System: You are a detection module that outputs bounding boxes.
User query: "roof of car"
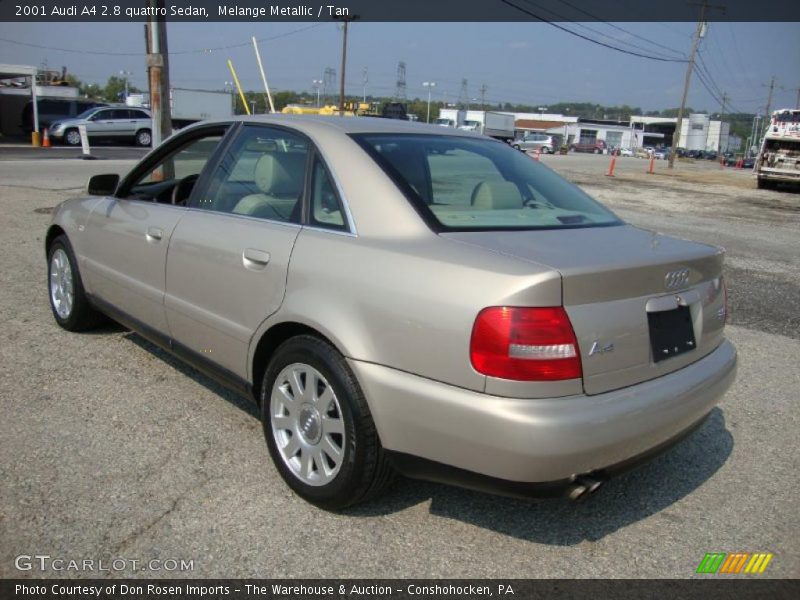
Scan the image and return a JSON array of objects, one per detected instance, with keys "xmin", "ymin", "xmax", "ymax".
[{"xmin": 207, "ymin": 114, "xmax": 486, "ymax": 138}]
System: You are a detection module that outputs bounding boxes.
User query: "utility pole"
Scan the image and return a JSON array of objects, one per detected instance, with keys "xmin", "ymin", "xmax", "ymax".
[
  {"xmin": 719, "ymin": 91, "xmax": 728, "ymax": 152},
  {"xmin": 668, "ymin": 1, "xmax": 724, "ymax": 169},
  {"xmin": 362, "ymin": 67, "xmax": 368, "ymax": 103},
  {"xmin": 144, "ymin": 0, "xmax": 171, "ymax": 148},
  {"xmin": 762, "ymin": 76, "xmax": 776, "ymax": 139},
  {"xmin": 479, "ymin": 84, "xmax": 487, "ymax": 110},
  {"xmin": 336, "ymin": 14, "xmax": 359, "ymax": 116}
]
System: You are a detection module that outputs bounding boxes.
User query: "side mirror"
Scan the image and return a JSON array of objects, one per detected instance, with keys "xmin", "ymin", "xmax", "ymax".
[{"xmin": 87, "ymin": 174, "xmax": 120, "ymax": 196}]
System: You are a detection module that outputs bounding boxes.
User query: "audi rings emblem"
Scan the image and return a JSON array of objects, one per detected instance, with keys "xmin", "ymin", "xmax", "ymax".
[{"xmin": 664, "ymin": 268, "xmax": 690, "ymax": 290}]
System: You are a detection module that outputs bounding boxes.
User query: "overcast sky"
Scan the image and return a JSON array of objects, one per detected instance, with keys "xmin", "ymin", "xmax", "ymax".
[{"xmin": 0, "ymin": 21, "xmax": 797, "ymax": 113}]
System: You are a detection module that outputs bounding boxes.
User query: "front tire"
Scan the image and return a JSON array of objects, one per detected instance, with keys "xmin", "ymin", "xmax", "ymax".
[
  {"xmin": 261, "ymin": 335, "xmax": 394, "ymax": 509},
  {"xmin": 48, "ymin": 235, "xmax": 104, "ymax": 331},
  {"xmin": 64, "ymin": 128, "xmax": 81, "ymax": 146}
]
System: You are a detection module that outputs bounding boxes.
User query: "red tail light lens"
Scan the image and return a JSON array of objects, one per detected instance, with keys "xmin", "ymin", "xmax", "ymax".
[{"xmin": 470, "ymin": 307, "xmax": 582, "ymax": 381}]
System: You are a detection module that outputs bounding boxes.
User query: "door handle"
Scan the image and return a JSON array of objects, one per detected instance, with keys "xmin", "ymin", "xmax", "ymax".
[
  {"xmin": 146, "ymin": 227, "xmax": 163, "ymax": 242},
  {"xmin": 242, "ymin": 248, "xmax": 270, "ymax": 269}
]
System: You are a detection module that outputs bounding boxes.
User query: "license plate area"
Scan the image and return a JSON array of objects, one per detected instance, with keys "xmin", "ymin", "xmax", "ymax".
[{"xmin": 647, "ymin": 305, "xmax": 696, "ymax": 363}]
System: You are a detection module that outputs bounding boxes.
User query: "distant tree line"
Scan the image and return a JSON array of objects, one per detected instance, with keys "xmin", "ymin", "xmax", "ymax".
[{"xmin": 64, "ymin": 74, "xmax": 757, "ymax": 140}]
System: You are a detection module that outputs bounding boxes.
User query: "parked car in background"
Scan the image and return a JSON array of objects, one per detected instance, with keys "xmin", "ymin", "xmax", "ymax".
[
  {"xmin": 49, "ymin": 106, "xmax": 152, "ymax": 146},
  {"xmin": 702, "ymin": 150, "xmax": 718, "ymax": 161},
  {"xmin": 512, "ymin": 132, "xmax": 557, "ymax": 154},
  {"xmin": 46, "ymin": 115, "xmax": 736, "ymax": 509},
  {"xmin": 570, "ymin": 139, "xmax": 607, "ymax": 154},
  {"xmin": 21, "ymin": 98, "xmax": 108, "ymax": 134},
  {"xmin": 618, "ymin": 148, "xmax": 634, "ymax": 157},
  {"xmin": 634, "ymin": 147, "xmax": 652, "ymax": 159},
  {"xmin": 654, "ymin": 148, "xmax": 670, "ymax": 160}
]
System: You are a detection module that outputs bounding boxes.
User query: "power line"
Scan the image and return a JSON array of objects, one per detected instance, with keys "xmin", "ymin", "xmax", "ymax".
[
  {"xmin": 553, "ymin": 0, "xmax": 687, "ymax": 59},
  {"xmin": 0, "ymin": 23, "xmax": 325, "ymax": 57},
  {"xmin": 499, "ymin": 0, "xmax": 688, "ymax": 62}
]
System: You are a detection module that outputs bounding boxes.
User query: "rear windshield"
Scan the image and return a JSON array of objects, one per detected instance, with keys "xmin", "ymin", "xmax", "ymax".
[{"xmin": 353, "ymin": 133, "xmax": 622, "ymax": 231}]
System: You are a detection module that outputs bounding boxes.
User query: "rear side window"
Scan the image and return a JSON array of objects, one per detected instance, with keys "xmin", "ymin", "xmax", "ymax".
[
  {"xmin": 354, "ymin": 134, "xmax": 621, "ymax": 231},
  {"xmin": 309, "ymin": 157, "xmax": 346, "ymax": 231}
]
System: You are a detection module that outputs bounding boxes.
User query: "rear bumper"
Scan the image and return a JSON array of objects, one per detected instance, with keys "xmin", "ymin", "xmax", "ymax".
[{"xmin": 349, "ymin": 339, "xmax": 736, "ymax": 486}]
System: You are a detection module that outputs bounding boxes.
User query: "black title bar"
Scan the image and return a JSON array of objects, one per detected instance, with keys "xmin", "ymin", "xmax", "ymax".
[
  {"xmin": 2, "ymin": 579, "xmax": 799, "ymax": 600},
  {"xmin": 1, "ymin": 0, "xmax": 798, "ymax": 22}
]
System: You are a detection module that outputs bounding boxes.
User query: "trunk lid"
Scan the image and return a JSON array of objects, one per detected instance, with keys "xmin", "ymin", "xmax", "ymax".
[{"xmin": 443, "ymin": 225, "xmax": 727, "ymax": 394}]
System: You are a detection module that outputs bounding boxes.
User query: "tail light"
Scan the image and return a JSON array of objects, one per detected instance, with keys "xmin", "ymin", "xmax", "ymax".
[{"xmin": 470, "ymin": 307, "xmax": 582, "ymax": 381}]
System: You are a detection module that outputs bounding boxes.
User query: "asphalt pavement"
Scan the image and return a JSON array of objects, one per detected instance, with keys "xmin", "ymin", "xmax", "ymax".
[
  {"xmin": 0, "ymin": 143, "xmax": 148, "ymax": 161},
  {"xmin": 0, "ymin": 154, "xmax": 797, "ymax": 579}
]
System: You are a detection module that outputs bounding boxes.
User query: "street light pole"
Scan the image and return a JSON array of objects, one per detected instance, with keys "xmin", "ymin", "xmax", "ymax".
[
  {"xmin": 312, "ymin": 79, "xmax": 322, "ymax": 107},
  {"xmin": 119, "ymin": 70, "xmax": 132, "ymax": 101},
  {"xmin": 423, "ymin": 81, "xmax": 436, "ymax": 123}
]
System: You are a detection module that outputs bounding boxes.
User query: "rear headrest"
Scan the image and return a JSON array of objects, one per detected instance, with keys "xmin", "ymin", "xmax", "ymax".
[
  {"xmin": 471, "ymin": 181, "xmax": 524, "ymax": 210},
  {"xmin": 254, "ymin": 152, "xmax": 306, "ymax": 195}
]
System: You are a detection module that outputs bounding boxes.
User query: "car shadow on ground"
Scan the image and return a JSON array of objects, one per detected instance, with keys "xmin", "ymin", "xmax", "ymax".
[
  {"xmin": 348, "ymin": 407, "xmax": 733, "ymax": 545},
  {"xmin": 123, "ymin": 331, "xmax": 259, "ymax": 419},
  {"xmin": 120, "ymin": 327, "xmax": 732, "ymax": 545}
]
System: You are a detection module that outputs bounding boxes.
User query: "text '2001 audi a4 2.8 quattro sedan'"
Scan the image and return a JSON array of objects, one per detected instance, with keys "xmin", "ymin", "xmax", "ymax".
[{"xmin": 46, "ymin": 115, "xmax": 737, "ymax": 509}]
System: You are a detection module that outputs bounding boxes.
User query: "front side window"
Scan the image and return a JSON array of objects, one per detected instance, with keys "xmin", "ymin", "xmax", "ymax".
[
  {"xmin": 123, "ymin": 131, "xmax": 226, "ymax": 203},
  {"xmin": 194, "ymin": 125, "xmax": 308, "ymax": 224},
  {"xmin": 354, "ymin": 134, "xmax": 622, "ymax": 231}
]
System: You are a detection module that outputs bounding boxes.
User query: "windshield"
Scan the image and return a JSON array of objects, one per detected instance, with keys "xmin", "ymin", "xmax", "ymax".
[
  {"xmin": 75, "ymin": 107, "xmax": 101, "ymax": 119},
  {"xmin": 354, "ymin": 134, "xmax": 622, "ymax": 231}
]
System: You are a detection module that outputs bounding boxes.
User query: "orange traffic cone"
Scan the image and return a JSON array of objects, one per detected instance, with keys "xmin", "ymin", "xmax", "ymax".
[
  {"xmin": 647, "ymin": 155, "xmax": 655, "ymax": 174},
  {"xmin": 42, "ymin": 128, "xmax": 51, "ymax": 148},
  {"xmin": 606, "ymin": 151, "xmax": 617, "ymax": 177}
]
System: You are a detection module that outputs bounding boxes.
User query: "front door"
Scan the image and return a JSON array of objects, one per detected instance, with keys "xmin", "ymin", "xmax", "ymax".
[
  {"xmin": 82, "ymin": 126, "xmax": 229, "ymax": 334},
  {"xmin": 164, "ymin": 124, "xmax": 309, "ymax": 378}
]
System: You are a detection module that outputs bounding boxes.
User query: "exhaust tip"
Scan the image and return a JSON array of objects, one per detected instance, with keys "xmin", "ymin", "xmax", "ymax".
[{"xmin": 567, "ymin": 475, "xmax": 604, "ymax": 501}]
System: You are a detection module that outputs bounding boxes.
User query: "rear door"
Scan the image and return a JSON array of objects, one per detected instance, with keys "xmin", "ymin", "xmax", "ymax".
[
  {"xmin": 82, "ymin": 125, "xmax": 230, "ymax": 334},
  {"xmin": 164, "ymin": 124, "xmax": 307, "ymax": 378}
]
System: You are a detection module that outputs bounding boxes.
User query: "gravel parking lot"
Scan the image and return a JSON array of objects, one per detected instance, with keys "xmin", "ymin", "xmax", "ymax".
[{"xmin": 0, "ymin": 152, "xmax": 798, "ymax": 579}]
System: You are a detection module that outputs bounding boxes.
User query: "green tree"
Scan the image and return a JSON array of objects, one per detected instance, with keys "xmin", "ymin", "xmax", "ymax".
[{"xmin": 102, "ymin": 75, "xmax": 139, "ymax": 103}]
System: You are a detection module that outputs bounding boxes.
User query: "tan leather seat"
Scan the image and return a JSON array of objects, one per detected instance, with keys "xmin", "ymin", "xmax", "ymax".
[
  {"xmin": 233, "ymin": 152, "xmax": 306, "ymax": 220},
  {"xmin": 471, "ymin": 181, "xmax": 524, "ymax": 209}
]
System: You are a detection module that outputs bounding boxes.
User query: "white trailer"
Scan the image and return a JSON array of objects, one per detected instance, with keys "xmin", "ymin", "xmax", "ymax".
[
  {"xmin": 127, "ymin": 88, "xmax": 233, "ymax": 127},
  {"xmin": 171, "ymin": 88, "xmax": 233, "ymax": 126},
  {"xmin": 458, "ymin": 110, "xmax": 515, "ymax": 141}
]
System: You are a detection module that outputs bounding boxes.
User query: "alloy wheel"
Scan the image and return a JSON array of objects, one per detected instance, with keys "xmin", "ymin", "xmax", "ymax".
[{"xmin": 270, "ymin": 363, "xmax": 346, "ymax": 486}]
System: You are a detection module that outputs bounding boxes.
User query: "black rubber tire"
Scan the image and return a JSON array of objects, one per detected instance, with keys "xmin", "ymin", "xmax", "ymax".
[
  {"xmin": 47, "ymin": 235, "xmax": 105, "ymax": 331},
  {"xmin": 64, "ymin": 128, "xmax": 81, "ymax": 146},
  {"xmin": 757, "ymin": 178, "xmax": 772, "ymax": 190},
  {"xmin": 512, "ymin": 144, "xmax": 521, "ymax": 151},
  {"xmin": 261, "ymin": 335, "xmax": 395, "ymax": 510},
  {"xmin": 135, "ymin": 129, "xmax": 152, "ymax": 147}
]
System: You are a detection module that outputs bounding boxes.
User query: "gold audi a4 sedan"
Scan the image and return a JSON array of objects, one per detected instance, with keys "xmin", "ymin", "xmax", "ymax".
[{"xmin": 46, "ymin": 116, "xmax": 737, "ymax": 509}]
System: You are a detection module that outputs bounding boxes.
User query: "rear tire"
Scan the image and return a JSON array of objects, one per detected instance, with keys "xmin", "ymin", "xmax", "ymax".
[
  {"xmin": 261, "ymin": 335, "xmax": 395, "ymax": 509},
  {"xmin": 47, "ymin": 235, "xmax": 104, "ymax": 331},
  {"xmin": 135, "ymin": 129, "xmax": 152, "ymax": 147}
]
